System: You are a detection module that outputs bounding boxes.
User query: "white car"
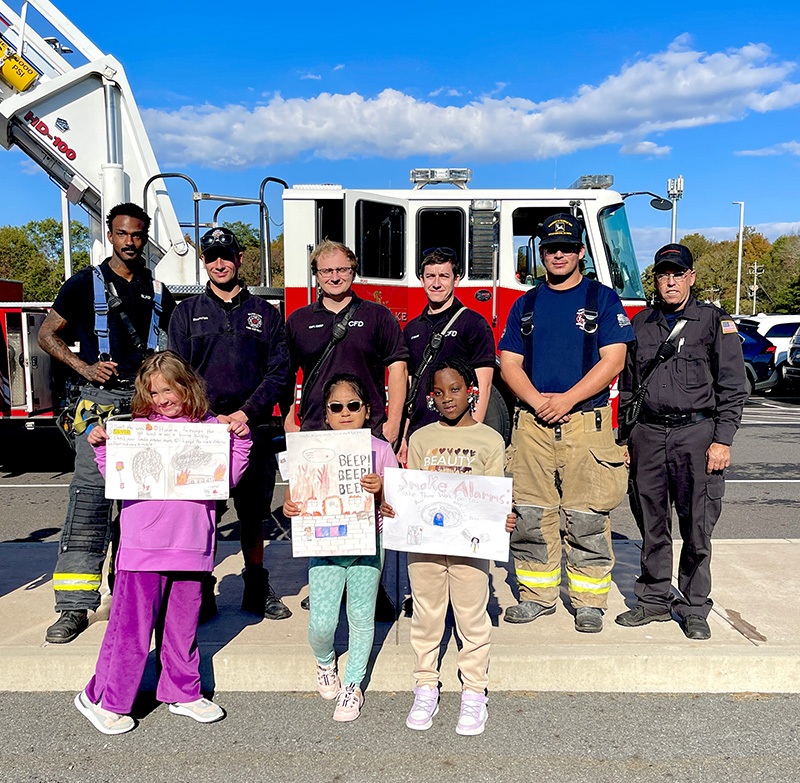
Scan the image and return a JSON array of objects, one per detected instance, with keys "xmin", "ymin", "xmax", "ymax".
[
  {"xmin": 785, "ymin": 326, "xmax": 800, "ymax": 385},
  {"xmin": 736, "ymin": 314, "xmax": 800, "ymax": 385}
]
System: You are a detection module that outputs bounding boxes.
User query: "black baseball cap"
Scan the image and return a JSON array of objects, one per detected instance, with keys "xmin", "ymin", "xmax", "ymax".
[
  {"xmin": 200, "ymin": 227, "xmax": 242, "ymax": 259},
  {"xmin": 653, "ymin": 243, "xmax": 693, "ymax": 272},
  {"xmin": 539, "ymin": 213, "xmax": 583, "ymax": 246}
]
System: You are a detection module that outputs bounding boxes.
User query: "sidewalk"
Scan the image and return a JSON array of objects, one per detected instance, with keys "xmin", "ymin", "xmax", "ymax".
[{"xmin": 1, "ymin": 539, "xmax": 798, "ymax": 693}]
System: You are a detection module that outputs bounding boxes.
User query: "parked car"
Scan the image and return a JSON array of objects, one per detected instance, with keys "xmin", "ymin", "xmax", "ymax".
[
  {"xmin": 784, "ymin": 326, "xmax": 800, "ymax": 387},
  {"xmin": 738, "ymin": 322, "xmax": 778, "ymax": 396},
  {"xmin": 736, "ymin": 314, "xmax": 800, "ymax": 387}
]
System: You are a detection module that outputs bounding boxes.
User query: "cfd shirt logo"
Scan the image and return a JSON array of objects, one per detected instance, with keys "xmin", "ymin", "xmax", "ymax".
[{"xmin": 246, "ymin": 313, "xmax": 263, "ymax": 332}]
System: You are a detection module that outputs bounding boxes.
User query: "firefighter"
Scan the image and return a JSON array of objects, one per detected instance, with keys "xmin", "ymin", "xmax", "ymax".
[
  {"xmin": 168, "ymin": 227, "xmax": 292, "ymax": 621},
  {"xmin": 616, "ymin": 244, "xmax": 747, "ymax": 640},
  {"xmin": 499, "ymin": 213, "xmax": 632, "ymax": 633},
  {"xmin": 38, "ymin": 202, "xmax": 175, "ymax": 643}
]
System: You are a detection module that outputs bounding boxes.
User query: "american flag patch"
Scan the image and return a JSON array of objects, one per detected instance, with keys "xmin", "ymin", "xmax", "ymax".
[{"xmin": 721, "ymin": 320, "xmax": 738, "ymax": 334}]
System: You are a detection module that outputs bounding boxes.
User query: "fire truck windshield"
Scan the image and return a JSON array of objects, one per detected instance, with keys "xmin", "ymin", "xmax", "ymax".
[{"xmin": 598, "ymin": 204, "xmax": 646, "ymax": 301}]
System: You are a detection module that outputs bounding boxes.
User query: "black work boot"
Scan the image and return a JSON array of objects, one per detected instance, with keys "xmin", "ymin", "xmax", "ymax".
[
  {"xmin": 45, "ymin": 610, "xmax": 88, "ymax": 644},
  {"xmin": 198, "ymin": 574, "xmax": 218, "ymax": 625},
  {"xmin": 242, "ymin": 567, "xmax": 291, "ymax": 620}
]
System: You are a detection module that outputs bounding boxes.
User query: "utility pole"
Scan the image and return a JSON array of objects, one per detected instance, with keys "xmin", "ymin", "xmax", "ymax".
[
  {"xmin": 667, "ymin": 176, "xmax": 684, "ymax": 243},
  {"xmin": 733, "ymin": 201, "xmax": 744, "ymax": 316},
  {"xmin": 749, "ymin": 262, "xmax": 763, "ymax": 315}
]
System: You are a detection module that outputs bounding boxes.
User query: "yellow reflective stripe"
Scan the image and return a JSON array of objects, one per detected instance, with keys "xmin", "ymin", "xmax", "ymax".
[
  {"xmin": 54, "ymin": 584, "xmax": 100, "ymax": 591},
  {"xmin": 54, "ymin": 573, "xmax": 102, "ymax": 581},
  {"xmin": 53, "ymin": 573, "xmax": 102, "ymax": 590},
  {"xmin": 516, "ymin": 567, "xmax": 561, "ymax": 587},
  {"xmin": 567, "ymin": 573, "xmax": 612, "ymax": 593}
]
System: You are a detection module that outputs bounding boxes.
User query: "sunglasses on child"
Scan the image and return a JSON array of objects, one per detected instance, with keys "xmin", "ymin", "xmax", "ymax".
[{"xmin": 326, "ymin": 400, "xmax": 364, "ymax": 414}]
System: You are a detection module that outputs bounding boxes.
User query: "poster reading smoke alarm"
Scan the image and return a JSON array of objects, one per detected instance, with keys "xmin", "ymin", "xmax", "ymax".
[
  {"xmin": 104, "ymin": 421, "xmax": 231, "ymax": 500},
  {"xmin": 383, "ymin": 467, "xmax": 512, "ymax": 561},
  {"xmin": 286, "ymin": 429, "xmax": 376, "ymax": 557}
]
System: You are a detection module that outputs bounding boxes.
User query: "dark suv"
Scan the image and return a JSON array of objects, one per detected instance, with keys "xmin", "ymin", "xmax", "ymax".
[{"xmin": 738, "ymin": 323, "xmax": 777, "ymax": 396}]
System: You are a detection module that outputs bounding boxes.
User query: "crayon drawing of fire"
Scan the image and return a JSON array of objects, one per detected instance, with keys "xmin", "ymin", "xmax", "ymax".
[
  {"xmin": 213, "ymin": 463, "xmax": 226, "ymax": 481},
  {"xmin": 176, "ymin": 469, "xmax": 190, "ymax": 486}
]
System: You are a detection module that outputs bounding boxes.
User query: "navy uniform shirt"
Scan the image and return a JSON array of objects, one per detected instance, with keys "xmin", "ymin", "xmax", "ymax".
[
  {"xmin": 618, "ymin": 296, "xmax": 747, "ymax": 445},
  {"xmin": 404, "ymin": 297, "xmax": 496, "ymax": 436},
  {"xmin": 51, "ymin": 259, "xmax": 175, "ymax": 381},
  {"xmin": 286, "ymin": 292, "xmax": 408, "ymax": 434},
  {"xmin": 499, "ymin": 277, "xmax": 634, "ymax": 411},
  {"xmin": 168, "ymin": 285, "xmax": 289, "ymax": 424}
]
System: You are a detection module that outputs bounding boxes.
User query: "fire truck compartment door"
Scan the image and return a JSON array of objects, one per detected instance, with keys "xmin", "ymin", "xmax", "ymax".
[{"xmin": 22, "ymin": 311, "xmax": 53, "ymax": 414}]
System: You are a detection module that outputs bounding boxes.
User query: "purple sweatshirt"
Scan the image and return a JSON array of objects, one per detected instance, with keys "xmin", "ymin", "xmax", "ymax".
[{"xmin": 94, "ymin": 413, "xmax": 251, "ymax": 572}]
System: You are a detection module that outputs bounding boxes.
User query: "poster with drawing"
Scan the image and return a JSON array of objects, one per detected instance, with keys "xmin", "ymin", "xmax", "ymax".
[
  {"xmin": 104, "ymin": 421, "xmax": 231, "ymax": 500},
  {"xmin": 286, "ymin": 429, "xmax": 375, "ymax": 557},
  {"xmin": 382, "ymin": 467, "xmax": 512, "ymax": 561}
]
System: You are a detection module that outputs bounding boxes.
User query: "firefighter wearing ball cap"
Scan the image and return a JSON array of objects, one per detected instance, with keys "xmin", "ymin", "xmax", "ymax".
[
  {"xmin": 499, "ymin": 213, "xmax": 633, "ymax": 633},
  {"xmin": 615, "ymin": 243, "xmax": 746, "ymax": 640}
]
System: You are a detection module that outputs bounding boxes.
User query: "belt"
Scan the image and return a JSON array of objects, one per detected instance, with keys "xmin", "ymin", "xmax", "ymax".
[{"xmin": 639, "ymin": 409, "xmax": 713, "ymax": 428}]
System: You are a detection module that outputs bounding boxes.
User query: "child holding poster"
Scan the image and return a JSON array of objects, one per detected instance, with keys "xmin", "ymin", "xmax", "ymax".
[
  {"xmin": 382, "ymin": 358, "xmax": 516, "ymax": 736},
  {"xmin": 74, "ymin": 352, "xmax": 251, "ymax": 735},
  {"xmin": 283, "ymin": 373, "xmax": 397, "ymax": 723}
]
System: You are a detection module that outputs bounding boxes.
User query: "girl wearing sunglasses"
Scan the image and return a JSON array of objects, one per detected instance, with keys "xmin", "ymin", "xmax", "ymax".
[{"xmin": 283, "ymin": 373, "xmax": 397, "ymax": 722}]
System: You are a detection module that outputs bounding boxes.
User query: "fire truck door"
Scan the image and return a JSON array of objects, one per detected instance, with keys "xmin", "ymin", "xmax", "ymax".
[{"xmin": 21, "ymin": 310, "xmax": 53, "ymax": 414}]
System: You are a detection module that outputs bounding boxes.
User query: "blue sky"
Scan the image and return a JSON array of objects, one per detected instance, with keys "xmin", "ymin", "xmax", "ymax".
[{"xmin": 1, "ymin": 0, "xmax": 799, "ymax": 267}]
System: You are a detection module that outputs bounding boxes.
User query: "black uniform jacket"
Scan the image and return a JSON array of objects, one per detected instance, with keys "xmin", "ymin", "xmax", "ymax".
[{"xmin": 618, "ymin": 296, "xmax": 747, "ymax": 446}]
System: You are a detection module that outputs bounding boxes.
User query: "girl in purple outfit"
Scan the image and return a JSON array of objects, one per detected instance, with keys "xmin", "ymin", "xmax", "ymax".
[{"xmin": 74, "ymin": 351, "xmax": 251, "ymax": 735}]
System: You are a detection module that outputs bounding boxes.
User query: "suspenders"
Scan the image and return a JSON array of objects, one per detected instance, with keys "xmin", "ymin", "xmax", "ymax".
[{"xmin": 91, "ymin": 265, "xmax": 163, "ymax": 360}]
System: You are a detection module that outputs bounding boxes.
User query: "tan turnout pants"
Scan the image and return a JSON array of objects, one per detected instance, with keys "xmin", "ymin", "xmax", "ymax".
[
  {"xmin": 408, "ymin": 553, "xmax": 490, "ymax": 693},
  {"xmin": 506, "ymin": 406, "xmax": 627, "ymax": 609}
]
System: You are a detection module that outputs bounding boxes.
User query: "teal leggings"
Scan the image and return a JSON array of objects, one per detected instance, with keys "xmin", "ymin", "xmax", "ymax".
[{"xmin": 308, "ymin": 545, "xmax": 384, "ymax": 687}]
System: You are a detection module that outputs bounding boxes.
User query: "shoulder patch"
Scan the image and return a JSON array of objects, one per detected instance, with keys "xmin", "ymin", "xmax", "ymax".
[{"xmin": 721, "ymin": 320, "xmax": 738, "ymax": 334}]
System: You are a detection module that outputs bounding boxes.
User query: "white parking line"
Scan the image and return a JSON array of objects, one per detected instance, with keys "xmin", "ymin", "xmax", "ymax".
[{"xmin": 0, "ymin": 483, "xmax": 70, "ymax": 488}]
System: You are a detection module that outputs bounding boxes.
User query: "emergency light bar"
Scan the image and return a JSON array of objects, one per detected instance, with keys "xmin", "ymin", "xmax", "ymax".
[
  {"xmin": 410, "ymin": 168, "xmax": 472, "ymax": 189},
  {"xmin": 569, "ymin": 174, "xmax": 614, "ymax": 190}
]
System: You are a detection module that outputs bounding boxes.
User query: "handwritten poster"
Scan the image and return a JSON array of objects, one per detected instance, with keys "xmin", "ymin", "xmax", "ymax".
[
  {"xmin": 286, "ymin": 429, "xmax": 376, "ymax": 557},
  {"xmin": 105, "ymin": 421, "xmax": 231, "ymax": 500},
  {"xmin": 383, "ymin": 467, "xmax": 512, "ymax": 561}
]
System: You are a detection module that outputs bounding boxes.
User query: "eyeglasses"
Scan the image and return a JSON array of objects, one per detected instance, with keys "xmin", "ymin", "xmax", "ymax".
[
  {"xmin": 326, "ymin": 400, "xmax": 364, "ymax": 414},
  {"xmin": 316, "ymin": 266, "xmax": 353, "ymax": 278},
  {"xmin": 654, "ymin": 270, "xmax": 692, "ymax": 282},
  {"xmin": 543, "ymin": 244, "xmax": 580, "ymax": 256},
  {"xmin": 423, "ymin": 247, "xmax": 456, "ymax": 258}
]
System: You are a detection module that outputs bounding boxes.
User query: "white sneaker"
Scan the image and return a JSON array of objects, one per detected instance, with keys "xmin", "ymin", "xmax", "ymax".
[
  {"xmin": 74, "ymin": 691, "xmax": 135, "ymax": 735},
  {"xmin": 456, "ymin": 691, "xmax": 488, "ymax": 736},
  {"xmin": 169, "ymin": 697, "xmax": 225, "ymax": 723},
  {"xmin": 406, "ymin": 685, "xmax": 440, "ymax": 730},
  {"xmin": 316, "ymin": 662, "xmax": 341, "ymax": 700}
]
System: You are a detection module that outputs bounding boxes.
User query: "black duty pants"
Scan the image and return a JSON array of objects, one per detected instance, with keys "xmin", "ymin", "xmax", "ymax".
[{"xmin": 628, "ymin": 417, "xmax": 724, "ymax": 619}]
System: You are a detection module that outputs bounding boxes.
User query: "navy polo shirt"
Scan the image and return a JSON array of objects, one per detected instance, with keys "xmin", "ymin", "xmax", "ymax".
[
  {"xmin": 168, "ymin": 285, "xmax": 290, "ymax": 423},
  {"xmin": 51, "ymin": 259, "xmax": 175, "ymax": 380},
  {"xmin": 286, "ymin": 292, "xmax": 408, "ymax": 434},
  {"xmin": 499, "ymin": 277, "xmax": 634, "ymax": 410},
  {"xmin": 404, "ymin": 298, "xmax": 496, "ymax": 435}
]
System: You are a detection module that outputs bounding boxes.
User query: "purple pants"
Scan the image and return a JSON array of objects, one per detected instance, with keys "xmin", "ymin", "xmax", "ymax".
[{"xmin": 85, "ymin": 570, "xmax": 202, "ymax": 713}]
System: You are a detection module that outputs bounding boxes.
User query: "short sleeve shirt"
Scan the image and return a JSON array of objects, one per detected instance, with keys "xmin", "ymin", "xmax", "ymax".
[
  {"xmin": 404, "ymin": 298, "xmax": 496, "ymax": 435},
  {"xmin": 498, "ymin": 277, "xmax": 633, "ymax": 410},
  {"xmin": 52, "ymin": 259, "xmax": 175, "ymax": 380},
  {"xmin": 286, "ymin": 293, "xmax": 408, "ymax": 434}
]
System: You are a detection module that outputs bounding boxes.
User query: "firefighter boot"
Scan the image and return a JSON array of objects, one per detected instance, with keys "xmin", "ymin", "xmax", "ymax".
[
  {"xmin": 242, "ymin": 566, "xmax": 291, "ymax": 620},
  {"xmin": 46, "ymin": 610, "xmax": 88, "ymax": 644}
]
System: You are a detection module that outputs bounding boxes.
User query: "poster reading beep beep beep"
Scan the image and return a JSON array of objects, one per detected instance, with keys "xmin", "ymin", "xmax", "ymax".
[
  {"xmin": 286, "ymin": 429, "xmax": 376, "ymax": 558},
  {"xmin": 104, "ymin": 421, "xmax": 231, "ymax": 501}
]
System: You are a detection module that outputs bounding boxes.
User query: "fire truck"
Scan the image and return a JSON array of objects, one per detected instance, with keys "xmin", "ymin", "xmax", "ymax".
[{"xmin": 0, "ymin": 0, "xmax": 666, "ymax": 440}]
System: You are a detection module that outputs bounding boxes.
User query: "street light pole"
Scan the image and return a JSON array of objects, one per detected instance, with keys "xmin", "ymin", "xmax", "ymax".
[
  {"xmin": 733, "ymin": 201, "xmax": 744, "ymax": 316},
  {"xmin": 667, "ymin": 176, "xmax": 684, "ymax": 243}
]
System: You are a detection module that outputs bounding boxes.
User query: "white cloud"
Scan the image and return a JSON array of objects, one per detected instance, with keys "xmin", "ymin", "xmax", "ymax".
[
  {"xmin": 446, "ymin": 89, "xmax": 462, "ymax": 97},
  {"xmin": 142, "ymin": 39, "xmax": 800, "ymax": 169},
  {"xmin": 428, "ymin": 87, "xmax": 443, "ymax": 97},
  {"xmin": 620, "ymin": 140, "xmax": 672, "ymax": 156},
  {"xmin": 300, "ymin": 73, "xmax": 322, "ymax": 81},
  {"xmin": 735, "ymin": 140, "xmax": 800, "ymax": 156},
  {"xmin": 333, "ymin": 64, "xmax": 345, "ymax": 71},
  {"xmin": 18, "ymin": 159, "xmax": 43, "ymax": 176}
]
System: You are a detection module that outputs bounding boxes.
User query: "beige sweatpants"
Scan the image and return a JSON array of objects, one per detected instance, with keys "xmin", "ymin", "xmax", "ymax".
[{"xmin": 407, "ymin": 552, "xmax": 490, "ymax": 693}]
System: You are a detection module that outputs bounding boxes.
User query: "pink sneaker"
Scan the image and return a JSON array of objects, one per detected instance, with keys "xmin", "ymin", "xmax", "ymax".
[
  {"xmin": 316, "ymin": 662, "xmax": 341, "ymax": 700},
  {"xmin": 332, "ymin": 683, "xmax": 363, "ymax": 722},
  {"xmin": 456, "ymin": 691, "xmax": 488, "ymax": 736},
  {"xmin": 406, "ymin": 685, "xmax": 439, "ymax": 730}
]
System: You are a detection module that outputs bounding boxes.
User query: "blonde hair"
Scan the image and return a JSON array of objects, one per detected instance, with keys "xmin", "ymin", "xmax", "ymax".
[
  {"xmin": 131, "ymin": 351, "xmax": 209, "ymax": 421},
  {"xmin": 310, "ymin": 240, "xmax": 359, "ymax": 275}
]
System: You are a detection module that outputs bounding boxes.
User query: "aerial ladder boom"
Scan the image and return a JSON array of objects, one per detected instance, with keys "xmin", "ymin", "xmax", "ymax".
[{"xmin": 0, "ymin": 0, "xmax": 197, "ymax": 284}]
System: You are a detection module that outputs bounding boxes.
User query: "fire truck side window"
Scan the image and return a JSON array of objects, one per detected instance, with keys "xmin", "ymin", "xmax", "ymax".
[
  {"xmin": 316, "ymin": 199, "xmax": 344, "ymax": 244},
  {"xmin": 416, "ymin": 208, "xmax": 465, "ymax": 276},
  {"xmin": 356, "ymin": 200, "xmax": 405, "ymax": 280},
  {"xmin": 512, "ymin": 207, "xmax": 595, "ymax": 286}
]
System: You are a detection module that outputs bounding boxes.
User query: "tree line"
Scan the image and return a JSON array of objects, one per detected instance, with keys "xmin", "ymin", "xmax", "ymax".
[{"xmin": 0, "ymin": 219, "xmax": 284, "ymax": 300}]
